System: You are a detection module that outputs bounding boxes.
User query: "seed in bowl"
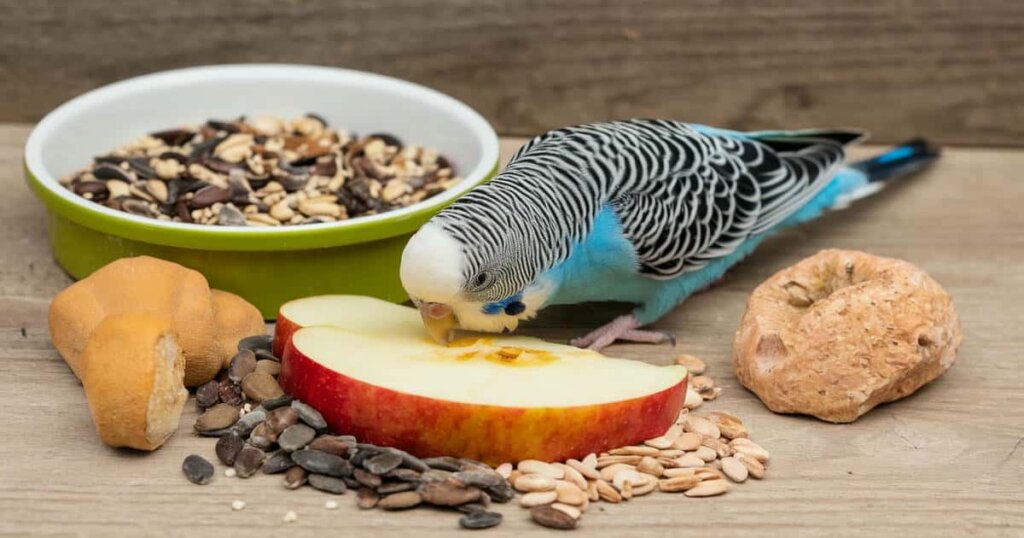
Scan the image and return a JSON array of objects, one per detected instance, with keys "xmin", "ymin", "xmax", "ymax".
[{"xmin": 59, "ymin": 114, "xmax": 462, "ymax": 226}]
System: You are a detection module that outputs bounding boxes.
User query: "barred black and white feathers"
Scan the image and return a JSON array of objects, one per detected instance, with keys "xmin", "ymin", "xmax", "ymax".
[
  {"xmin": 414, "ymin": 120, "xmax": 849, "ymax": 297},
  {"xmin": 400, "ymin": 120, "xmax": 867, "ymax": 337}
]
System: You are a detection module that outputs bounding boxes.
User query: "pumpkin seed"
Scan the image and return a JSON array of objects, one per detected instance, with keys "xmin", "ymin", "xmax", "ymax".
[
  {"xmin": 514, "ymin": 474, "xmax": 556, "ymax": 493},
  {"xmin": 721, "ymin": 457, "xmax": 750, "ymax": 483},
  {"xmin": 659, "ymin": 475, "xmax": 701, "ymax": 492},
  {"xmin": 519, "ymin": 490, "xmax": 558, "ymax": 507},
  {"xmin": 517, "ymin": 460, "xmax": 564, "ymax": 478},
  {"xmin": 674, "ymin": 354, "xmax": 707, "ymax": 374},
  {"xmin": 684, "ymin": 479, "xmax": 730, "ymax": 497}
]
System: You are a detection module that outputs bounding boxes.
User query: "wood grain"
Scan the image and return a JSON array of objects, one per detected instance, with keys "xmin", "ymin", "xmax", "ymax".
[
  {"xmin": 1, "ymin": 1, "xmax": 1023, "ymax": 145},
  {"xmin": 1, "ymin": 124, "xmax": 1023, "ymax": 536}
]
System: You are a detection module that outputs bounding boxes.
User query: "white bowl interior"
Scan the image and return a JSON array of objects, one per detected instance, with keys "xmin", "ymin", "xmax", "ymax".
[{"xmin": 25, "ymin": 64, "xmax": 499, "ymax": 231}]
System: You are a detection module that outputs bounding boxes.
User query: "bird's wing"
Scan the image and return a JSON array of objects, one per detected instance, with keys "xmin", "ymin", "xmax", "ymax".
[
  {"xmin": 611, "ymin": 126, "xmax": 848, "ymax": 278},
  {"xmin": 507, "ymin": 127, "xmax": 575, "ymax": 163}
]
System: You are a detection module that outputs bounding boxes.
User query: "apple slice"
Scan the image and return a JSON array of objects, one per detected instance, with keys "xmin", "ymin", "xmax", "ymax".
[
  {"xmin": 273, "ymin": 295, "xmax": 424, "ymax": 357},
  {"xmin": 279, "ymin": 322, "xmax": 687, "ymax": 464}
]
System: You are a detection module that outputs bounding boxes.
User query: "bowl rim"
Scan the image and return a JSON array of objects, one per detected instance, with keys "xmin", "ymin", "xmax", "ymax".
[{"xmin": 24, "ymin": 63, "xmax": 500, "ymax": 251}]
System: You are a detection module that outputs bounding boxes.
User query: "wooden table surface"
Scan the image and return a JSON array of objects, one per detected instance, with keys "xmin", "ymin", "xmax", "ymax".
[{"xmin": 1, "ymin": 124, "xmax": 1021, "ymax": 537}]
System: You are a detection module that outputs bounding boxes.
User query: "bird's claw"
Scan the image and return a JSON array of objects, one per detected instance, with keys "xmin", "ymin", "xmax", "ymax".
[{"xmin": 571, "ymin": 314, "xmax": 676, "ymax": 352}]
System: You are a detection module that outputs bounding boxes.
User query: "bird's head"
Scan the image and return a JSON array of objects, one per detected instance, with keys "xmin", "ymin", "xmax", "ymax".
[{"xmin": 400, "ymin": 222, "xmax": 552, "ymax": 344}]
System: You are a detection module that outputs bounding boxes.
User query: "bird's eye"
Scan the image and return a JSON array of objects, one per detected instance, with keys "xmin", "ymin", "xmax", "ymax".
[{"xmin": 471, "ymin": 273, "xmax": 490, "ymax": 289}]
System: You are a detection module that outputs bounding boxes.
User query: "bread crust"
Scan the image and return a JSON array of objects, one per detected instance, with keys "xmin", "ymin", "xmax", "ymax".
[
  {"xmin": 81, "ymin": 313, "xmax": 187, "ymax": 450},
  {"xmin": 732, "ymin": 249, "xmax": 962, "ymax": 423},
  {"xmin": 211, "ymin": 289, "xmax": 268, "ymax": 367},
  {"xmin": 48, "ymin": 256, "xmax": 220, "ymax": 386}
]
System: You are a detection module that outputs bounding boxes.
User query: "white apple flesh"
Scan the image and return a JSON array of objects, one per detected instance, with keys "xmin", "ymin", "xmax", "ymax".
[{"xmin": 276, "ymin": 295, "xmax": 687, "ymax": 464}]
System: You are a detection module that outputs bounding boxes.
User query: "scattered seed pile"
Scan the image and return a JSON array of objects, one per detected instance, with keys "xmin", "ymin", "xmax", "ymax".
[
  {"xmin": 60, "ymin": 115, "xmax": 461, "ymax": 226},
  {"xmin": 503, "ymin": 353, "xmax": 770, "ymax": 529},
  {"xmin": 183, "ymin": 337, "xmax": 769, "ymax": 530}
]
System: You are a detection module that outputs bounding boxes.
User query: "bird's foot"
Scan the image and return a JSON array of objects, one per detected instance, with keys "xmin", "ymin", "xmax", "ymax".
[{"xmin": 570, "ymin": 314, "xmax": 675, "ymax": 352}]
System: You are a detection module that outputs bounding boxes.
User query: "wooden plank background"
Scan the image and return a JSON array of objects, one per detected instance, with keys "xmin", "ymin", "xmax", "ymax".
[{"xmin": 1, "ymin": 0, "xmax": 1022, "ymax": 145}]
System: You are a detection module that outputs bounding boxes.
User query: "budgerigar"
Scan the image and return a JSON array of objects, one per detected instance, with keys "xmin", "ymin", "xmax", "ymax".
[{"xmin": 400, "ymin": 120, "xmax": 937, "ymax": 350}]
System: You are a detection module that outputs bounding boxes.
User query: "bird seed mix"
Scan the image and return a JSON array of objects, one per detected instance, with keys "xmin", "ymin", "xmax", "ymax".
[{"xmin": 59, "ymin": 114, "xmax": 461, "ymax": 226}]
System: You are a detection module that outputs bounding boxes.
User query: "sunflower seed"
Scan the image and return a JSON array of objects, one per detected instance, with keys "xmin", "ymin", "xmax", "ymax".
[
  {"xmin": 307, "ymin": 436, "xmax": 352, "ymax": 457},
  {"xmin": 292, "ymin": 449, "xmax": 352, "ymax": 477},
  {"xmin": 377, "ymin": 481, "xmax": 416, "ymax": 495},
  {"xmin": 423, "ymin": 456, "xmax": 463, "ymax": 472},
  {"xmin": 353, "ymin": 468, "xmax": 382, "ymax": 488},
  {"xmin": 258, "ymin": 394, "xmax": 293, "ymax": 411},
  {"xmin": 453, "ymin": 470, "xmax": 504, "ymax": 489},
  {"xmin": 378, "ymin": 491, "xmax": 422, "ymax": 510},
  {"xmin": 196, "ymin": 380, "xmax": 220, "ymax": 408},
  {"xmin": 531, "ymin": 505, "xmax": 578, "ymax": 529},
  {"xmin": 227, "ymin": 350, "xmax": 257, "ymax": 383},
  {"xmin": 278, "ymin": 424, "xmax": 316, "ymax": 452},
  {"xmin": 291, "ymin": 401, "xmax": 327, "ymax": 430},
  {"xmin": 282, "ymin": 466, "xmax": 307, "ymax": 489},
  {"xmin": 233, "ymin": 447, "xmax": 266, "ymax": 478},
  {"xmin": 215, "ymin": 432, "xmax": 244, "ymax": 466},
  {"xmin": 238, "ymin": 334, "xmax": 272, "ymax": 353},
  {"xmin": 240, "ymin": 372, "xmax": 284, "ymax": 402},
  {"xmin": 418, "ymin": 479, "xmax": 484, "ymax": 506},
  {"xmin": 265, "ymin": 406, "xmax": 299, "ymax": 435},
  {"xmin": 459, "ymin": 510, "xmax": 503, "ymax": 529},
  {"xmin": 194, "ymin": 403, "xmax": 239, "ymax": 432},
  {"xmin": 261, "ymin": 451, "xmax": 295, "ymax": 474},
  {"xmin": 363, "ymin": 451, "xmax": 403, "ymax": 475},
  {"xmin": 182, "ymin": 455, "xmax": 214, "ymax": 485},
  {"xmin": 386, "ymin": 468, "xmax": 423, "ymax": 482},
  {"xmin": 308, "ymin": 473, "xmax": 348, "ymax": 494},
  {"xmin": 255, "ymin": 360, "xmax": 280, "ymax": 376},
  {"xmin": 230, "ymin": 407, "xmax": 266, "ymax": 436},
  {"xmin": 357, "ymin": 488, "xmax": 379, "ymax": 509}
]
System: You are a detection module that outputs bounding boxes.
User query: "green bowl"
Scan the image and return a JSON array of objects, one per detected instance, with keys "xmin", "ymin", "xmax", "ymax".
[{"xmin": 24, "ymin": 64, "xmax": 499, "ymax": 318}]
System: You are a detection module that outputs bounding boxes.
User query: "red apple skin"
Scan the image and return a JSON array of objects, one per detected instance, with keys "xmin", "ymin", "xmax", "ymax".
[
  {"xmin": 272, "ymin": 310, "xmax": 300, "ymax": 359},
  {"xmin": 280, "ymin": 339, "xmax": 687, "ymax": 465}
]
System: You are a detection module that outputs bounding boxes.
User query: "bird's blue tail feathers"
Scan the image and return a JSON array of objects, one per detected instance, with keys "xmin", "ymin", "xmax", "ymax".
[
  {"xmin": 785, "ymin": 138, "xmax": 940, "ymax": 226},
  {"xmin": 850, "ymin": 138, "xmax": 940, "ymax": 183}
]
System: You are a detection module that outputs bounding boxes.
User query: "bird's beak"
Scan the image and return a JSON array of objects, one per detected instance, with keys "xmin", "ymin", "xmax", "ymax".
[{"xmin": 418, "ymin": 302, "xmax": 457, "ymax": 345}]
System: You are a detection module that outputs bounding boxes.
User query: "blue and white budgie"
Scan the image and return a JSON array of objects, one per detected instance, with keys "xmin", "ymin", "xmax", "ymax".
[{"xmin": 400, "ymin": 120, "xmax": 937, "ymax": 350}]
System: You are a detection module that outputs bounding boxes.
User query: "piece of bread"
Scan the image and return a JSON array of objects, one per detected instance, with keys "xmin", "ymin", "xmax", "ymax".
[
  {"xmin": 732, "ymin": 249, "xmax": 962, "ymax": 423},
  {"xmin": 82, "ymin": 313, "xmax": 188, "ymax": 450},
  {"xmin": 49, "ymin": 256, "xmax": 221, "ymax": 386},
  {"xmin": 211, "ymin": 289, "xmax": 268, "ymax": 367}
]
